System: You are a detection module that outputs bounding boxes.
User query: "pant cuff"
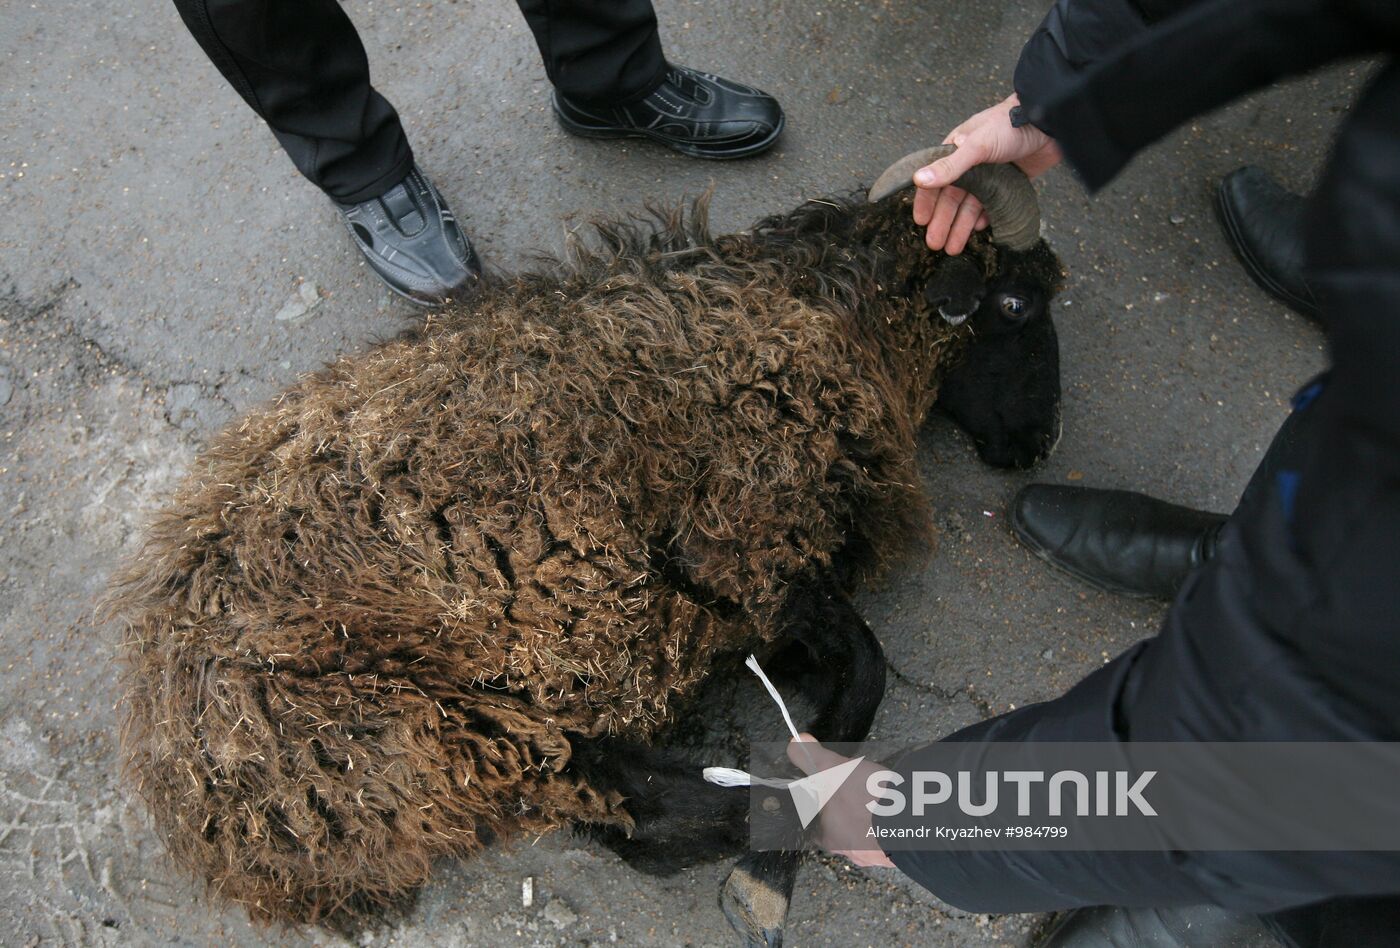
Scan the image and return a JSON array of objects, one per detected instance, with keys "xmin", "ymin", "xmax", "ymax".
[
  {"xmin": 328, "ymin": 150, "xmax": 416, "ymax": 205},
  {"xmin": 562, "ymin": 57, "xmax": 669, "ymax": 108}
]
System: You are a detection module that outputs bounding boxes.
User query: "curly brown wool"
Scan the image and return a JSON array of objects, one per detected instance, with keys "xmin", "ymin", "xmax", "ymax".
[{"xmin": 105, "ymin": 193, "xmax": 1006, "ymax": 928}]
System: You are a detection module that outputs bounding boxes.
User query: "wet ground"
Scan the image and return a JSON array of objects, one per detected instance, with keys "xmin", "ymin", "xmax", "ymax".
[{"xmin": 0, "ymin": 0, "xmax": 1363, "ymax": 944}]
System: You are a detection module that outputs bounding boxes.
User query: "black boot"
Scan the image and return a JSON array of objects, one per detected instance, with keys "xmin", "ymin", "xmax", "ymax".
[
  {"xmin": 337, "ymin": 165, "xmax": 481, "ymax": 306},
  {"xmin": 1010, "ymin": 485, "xmax": 1227, "ymax": 600},
  {"xmin": 1214, "ymin": 166, "xmax": 1318, "ymax": 321},
  {"xmin": 553, "ymin": 65, "xmax": 784, "ymax": 159},
  {"xmin": 1039, "ymin": 906, "xmax": 1279, "ymax": 948}
]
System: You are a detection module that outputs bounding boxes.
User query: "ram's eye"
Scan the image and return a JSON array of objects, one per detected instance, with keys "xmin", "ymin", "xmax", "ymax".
[{"xmin": 1000, "ymin": 295, "xmax": 1029, "ymax": 318}]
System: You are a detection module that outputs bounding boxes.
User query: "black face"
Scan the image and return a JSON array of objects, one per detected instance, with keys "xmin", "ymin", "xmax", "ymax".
[
  {"xmin": 923, "ymin": 255, "xmax": 985, "ymax": 327},
  {"xmin": 931, "ymin": 253, "xmax": 1063, "ymax": 469}
]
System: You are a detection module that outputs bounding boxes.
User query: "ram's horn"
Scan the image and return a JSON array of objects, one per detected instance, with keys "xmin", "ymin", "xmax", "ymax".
[{"xmin": 868, "ymin": 144, "xmax": 1041, "ymax": 252}]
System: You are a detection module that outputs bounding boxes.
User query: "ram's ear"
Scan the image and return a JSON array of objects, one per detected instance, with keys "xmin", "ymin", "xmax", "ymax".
[{"xmin": 869, "ymin": 146, "xmax": 1041, "ymax": 252}]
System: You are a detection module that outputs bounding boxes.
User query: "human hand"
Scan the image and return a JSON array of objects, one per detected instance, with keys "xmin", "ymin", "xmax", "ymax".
[
  {"xmin": 914, "ymin": 93, "xmax": 1062, "ymax": 254},
  {"xmin": 787, "ymin": 734, "xmax": 895, "ymax": 868}
]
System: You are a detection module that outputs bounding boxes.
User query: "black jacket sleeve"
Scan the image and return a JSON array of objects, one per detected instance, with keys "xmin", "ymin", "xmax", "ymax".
[
  {"xmin": 878, "ymin": 0, "xmax": 1400, "ymax": 915},
  {"xmin": 1012, "ymin": 0, "xmax": 1205, "ymax": 138},
  {"xmin": 1014, "ymin": 0, "xmax": 1398, "ymax": 191},
  {"xmin": 880, "ymin": 380, "xmax": 1400, "ymax": 913},
  {"xmin": 1015, "ymin": 0, "xmax": 1400, "ymax": 455}
]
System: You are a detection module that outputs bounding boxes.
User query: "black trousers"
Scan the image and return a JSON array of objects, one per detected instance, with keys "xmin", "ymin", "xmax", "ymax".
[
  {"xmin": 882, "ymin": 374, "xmax": 1400, "ymax": 939},
  {"xmin": 172, "ymin": 0, "xmax": 667, "ymax": 202}
]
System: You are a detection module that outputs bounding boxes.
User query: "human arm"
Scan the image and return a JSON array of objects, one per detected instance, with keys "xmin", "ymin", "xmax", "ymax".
[{"xmin": 911, "ymin": 94, "xmax": 1061, "ymax": 254}]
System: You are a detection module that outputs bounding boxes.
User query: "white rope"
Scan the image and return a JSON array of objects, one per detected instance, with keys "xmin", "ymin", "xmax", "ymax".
[
  {"xmin": 744, "ymin": 653, "xmax": 801, "ymax": 741},
  {"xmin": 702, "ymin": 654, "xmax": 806, "ymax": 789},
  {"xmin": 702, "ymin": 767, "xmax": 791, "ymax": 789}
]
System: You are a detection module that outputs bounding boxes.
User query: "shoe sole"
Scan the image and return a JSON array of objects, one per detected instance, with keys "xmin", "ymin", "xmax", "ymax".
[
  {"xmin": 362, "ymin": 267, "xmax": 481, "ymax": 309},
  {"xmin": 379, "ymin": 280, "xmax": 437, "ymax": 308},
  {"xmin": 1211, "ymin": 181, "xmax": 1319, "ymax": 320},
  {"xmin": 341, "ymin": 223, "xmax": 483, "ymax": 308},
  {"xmin": 1008, "ymin": 510, "xmax": 1163, "ymax": 601},
  {"xmin": 554, "ymin": 105, "xmax": 785, "ymax": 160}
]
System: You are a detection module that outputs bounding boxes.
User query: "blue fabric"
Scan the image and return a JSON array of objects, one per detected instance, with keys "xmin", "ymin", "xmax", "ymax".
[
  {"xmin": 1276, "ymin": 469, "xmax": 1302, "ymax": 526},
  {"xmin": 883, "ymin": 382, "xmax": 1400, "ymax": 913},
  {"xmin": 1291, "ymin": 378, "xmax": 1326, "ymax": 412}
]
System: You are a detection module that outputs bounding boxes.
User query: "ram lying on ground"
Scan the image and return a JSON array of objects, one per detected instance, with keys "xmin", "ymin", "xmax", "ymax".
[{"xmin": 105, "ymin": 147, "xmax": 1064, "ymax": 945}]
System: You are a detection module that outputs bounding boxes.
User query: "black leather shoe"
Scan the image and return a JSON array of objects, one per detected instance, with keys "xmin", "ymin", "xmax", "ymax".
[
  {"xmin": 553, "ymin": 65, "xmax": 784, "ymax": 160},
  {"xmin": 337, "ymin": 165, "xmax": 481, "ymax": 306},
  {"xmin": 1039, "ymin": 906, "xmax": 1277, "ymax": 948},
  {"xmin": 1214, "ymin": 166, "xmax": 1318, "ymax": 321},
  {"xmin": 1010, "ymin": 485, "xmax": 1227, "ymax": 600}
]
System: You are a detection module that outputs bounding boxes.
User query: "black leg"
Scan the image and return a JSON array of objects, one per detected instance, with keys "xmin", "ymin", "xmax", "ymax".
[
  {"xmin": 773, "ymin": 578, "xmax": 887, "ymax": 742},
  {"xmin": 721, "ymin": 575, "xmax": 887, "ymax": 948},
  {"xmin": 570, "ymin": 574, "xmax": 886, "ymax": 947},
  {"xmin": 571, "ymin": 738, "xmax": 752, "ymax": 875}
]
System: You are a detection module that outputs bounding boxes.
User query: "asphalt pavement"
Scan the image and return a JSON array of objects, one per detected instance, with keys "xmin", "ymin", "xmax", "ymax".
[{"xmin": 0, "ymin": 0, "xmax": 1364, "ymax": 944}]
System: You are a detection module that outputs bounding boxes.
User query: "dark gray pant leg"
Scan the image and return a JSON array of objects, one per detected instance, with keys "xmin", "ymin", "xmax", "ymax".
[
  {"xmin": 514, "ymin": 0, "xmax": 667, "ymax": 104},
  {"xmin": 171, "ymin": 0, "xmax": 413, "ymax": 202}
]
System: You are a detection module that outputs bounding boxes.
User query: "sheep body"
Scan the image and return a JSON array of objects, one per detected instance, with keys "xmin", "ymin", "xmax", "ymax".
[{"xmin": 109, "ymin": 194, "xmax": 1044, "ymax": 926}]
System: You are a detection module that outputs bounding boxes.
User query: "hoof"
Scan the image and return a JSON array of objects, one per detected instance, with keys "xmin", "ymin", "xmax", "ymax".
[{"xmin": 720, "ymin": 864, "xmax": 789, "ymax": 948}]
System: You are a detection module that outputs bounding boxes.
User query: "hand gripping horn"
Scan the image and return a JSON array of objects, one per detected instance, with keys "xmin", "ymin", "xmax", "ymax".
[{"xmin": 868, "ymin": 145, "xmax": 1041, "ymax": 252}]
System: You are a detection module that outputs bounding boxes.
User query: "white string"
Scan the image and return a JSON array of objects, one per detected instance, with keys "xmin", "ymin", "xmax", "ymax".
[
  {"xmin": 745, "ymin": 654, "xmax": 801, "ymax": 741},
  {"xmin": 702, "ymin": 767, "xmax": 791, "ymax": 789},
  {"xmin": 702, "ymin": 655, "xmax": 812, "ymax": 789}
]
